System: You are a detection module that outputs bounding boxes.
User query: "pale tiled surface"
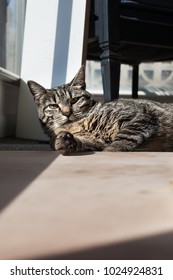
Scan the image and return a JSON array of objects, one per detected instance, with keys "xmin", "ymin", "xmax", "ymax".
[{"xmin": 0, "ymin": 151, "xmax": 173, "ymax": 259}]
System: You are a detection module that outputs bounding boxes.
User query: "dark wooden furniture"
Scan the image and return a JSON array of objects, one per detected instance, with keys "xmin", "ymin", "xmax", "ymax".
[{"xmin": 87, "ymin": 0, "xmax": 173, "ymax": 101}]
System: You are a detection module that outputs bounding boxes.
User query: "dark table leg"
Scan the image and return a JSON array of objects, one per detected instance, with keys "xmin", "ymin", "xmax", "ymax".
[
  {"xmin": 100, "ymin": 44, "xmax": 120, "ymax": 101},
  {"xmin": 95, "ymin": 0, "xmax": 121, "ymax": 101},
  {"xmin": 132, "ymin": 64, "xmax": 139, "ymax": 98}
]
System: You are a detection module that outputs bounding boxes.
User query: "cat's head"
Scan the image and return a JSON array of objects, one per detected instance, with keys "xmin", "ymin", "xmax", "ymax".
[{"xmin": 27, "ymin": 66, "xmax": 95, "ymax": 136}]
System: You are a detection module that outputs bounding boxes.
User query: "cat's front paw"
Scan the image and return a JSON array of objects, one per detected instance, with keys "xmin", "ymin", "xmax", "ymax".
[{"xmin": 53, "ymin": 131, "xmax": 77, "ymax": 155}]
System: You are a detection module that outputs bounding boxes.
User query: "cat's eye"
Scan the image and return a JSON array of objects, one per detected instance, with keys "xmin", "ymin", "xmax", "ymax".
[
  {"xmin": 71, "ymin": 97, "xmax": 80, "ymax": 104},
  {"xmin": 83, "ymin": 94, "xmax": 91, "ymax": 100},
  {"xmin": 48, "ymin": 104, "xmax": 59, "ymax": 109}
]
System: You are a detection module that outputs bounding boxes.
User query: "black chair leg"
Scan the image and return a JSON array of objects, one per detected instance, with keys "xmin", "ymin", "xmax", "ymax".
[
  {"xmin": 95, "ymin": 0, "xmax": 121, "ymax": 101},
  {"xmin": 132, "ymin": 64, "xmax": 139, "ymax": 98},
  {"xmin": 100, "ymin": 46, "xmax": 121, "ymax": 102}
]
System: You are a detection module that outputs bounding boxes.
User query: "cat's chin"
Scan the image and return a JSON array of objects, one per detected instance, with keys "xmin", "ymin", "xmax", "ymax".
[
  {"xmin": 69, "ymin": 114, "xmax": 77, "ymax": 122},
  {"xmin": 53, "ymin": 119, "xmax": 72, "ymax": 129}
]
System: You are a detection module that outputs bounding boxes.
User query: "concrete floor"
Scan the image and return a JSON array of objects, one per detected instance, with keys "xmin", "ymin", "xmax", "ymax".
[{"xmin": 0, "ymin": 151, "xmax": 173, "ymax": 259}]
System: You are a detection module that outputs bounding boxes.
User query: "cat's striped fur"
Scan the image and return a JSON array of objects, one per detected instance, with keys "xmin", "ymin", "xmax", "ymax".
[{"xmin": 28, "ymin": 66, "xmax": 173, "ymax": 155}]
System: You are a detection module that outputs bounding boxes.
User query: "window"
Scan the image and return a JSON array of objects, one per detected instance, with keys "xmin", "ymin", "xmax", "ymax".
[{"xmin": 0, "ymin": 0, "xmax": 26, "ymax": 75}]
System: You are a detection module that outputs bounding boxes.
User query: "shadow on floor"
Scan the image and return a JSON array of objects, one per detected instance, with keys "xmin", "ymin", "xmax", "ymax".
[
  {"xmin": 37, "ymin": 230, "xmax": 173, "ymax": 260},
  {"xmin": 0, "ymin": 151, "xmax": 57, "ymax": 212}
]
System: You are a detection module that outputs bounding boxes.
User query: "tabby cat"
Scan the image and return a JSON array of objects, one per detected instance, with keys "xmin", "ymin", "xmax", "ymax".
[{"xmin": 28, "ymin": 66, "xmax": 173, "ymax": 155}]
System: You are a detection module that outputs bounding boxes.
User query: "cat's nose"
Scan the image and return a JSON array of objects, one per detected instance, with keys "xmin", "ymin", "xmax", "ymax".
[{"xmin": 62, "ymin": 106, "xmax": 72, "ymax": 117}]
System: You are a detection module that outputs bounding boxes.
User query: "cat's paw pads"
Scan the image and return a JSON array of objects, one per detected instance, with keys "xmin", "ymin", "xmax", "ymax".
[{"xmin": 54, "ymin": 131, "xmax": 77, "ymax": 155}]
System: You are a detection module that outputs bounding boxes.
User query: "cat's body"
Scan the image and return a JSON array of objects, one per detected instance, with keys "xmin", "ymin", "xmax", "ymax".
[{"xmin": 28, "ymin": 66, "xmax": 173, "ymax": 155}]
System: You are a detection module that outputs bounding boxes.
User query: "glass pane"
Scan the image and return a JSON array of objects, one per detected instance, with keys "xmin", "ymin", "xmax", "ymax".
[
  {"xmin": 86, "ymin": 60, "xmax": 173, "ymax": 97},
  {"xmin": 0, "ymin": 0, "xmax": 26, "ymax": 74}
]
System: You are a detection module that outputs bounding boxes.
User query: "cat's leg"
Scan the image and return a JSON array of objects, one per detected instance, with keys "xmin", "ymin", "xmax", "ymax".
[
  {"xmin": 51, "ymin": 131, "xmax": 104, "ymax": 155},
  {"xmin": 104, "ymin": 138, "xmax": 139, "ymax": 151},
  {"xmin": 50, "ymin": 131, "xmax": 77, "ymax": 155},
  {"xmin": 103, "ymin": 124, "xmax": 156, "ymax": 152}
]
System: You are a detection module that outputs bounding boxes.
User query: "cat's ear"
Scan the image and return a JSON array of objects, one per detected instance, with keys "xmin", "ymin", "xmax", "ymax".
[
  {"xmin": 70, "ymin": 65, "xmax": 86, "ymax": 90},
  {"xmin": 27, "ymin": 81, "xmax": 46, "ymax": 103}
]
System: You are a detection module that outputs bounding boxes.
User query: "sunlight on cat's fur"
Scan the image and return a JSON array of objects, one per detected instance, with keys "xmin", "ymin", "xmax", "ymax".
[{"xmin": 28, "ymin": 66, "xmax": 173, "ymax": 155}]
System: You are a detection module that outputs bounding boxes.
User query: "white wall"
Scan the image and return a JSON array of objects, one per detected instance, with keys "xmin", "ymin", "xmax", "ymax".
[{"xmin": 16, "ymin": 0, "xmax": 88, "ymax": 140}]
